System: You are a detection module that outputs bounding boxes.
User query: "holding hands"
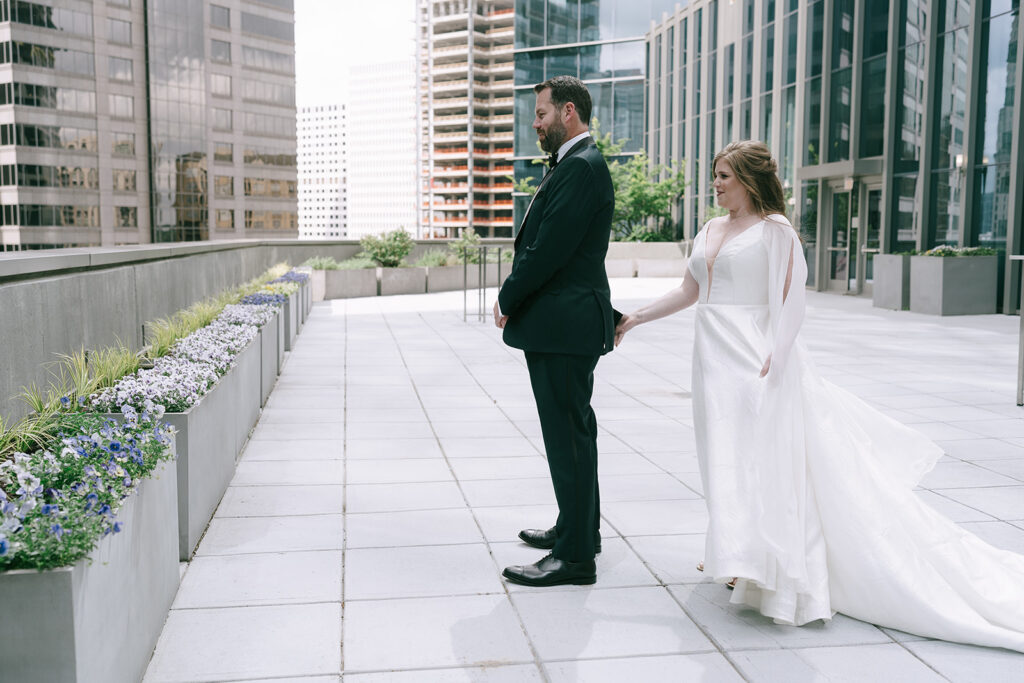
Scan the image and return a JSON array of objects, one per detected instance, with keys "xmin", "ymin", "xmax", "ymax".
[{"xmin": 614, "ymin": 313, "xmax": 638, "ymax": 347}]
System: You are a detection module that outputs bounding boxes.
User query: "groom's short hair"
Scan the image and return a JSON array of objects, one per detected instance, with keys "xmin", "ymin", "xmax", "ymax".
[{"xmin": 534, "ymin": 76, "xmax": 592, "ymax": 125}]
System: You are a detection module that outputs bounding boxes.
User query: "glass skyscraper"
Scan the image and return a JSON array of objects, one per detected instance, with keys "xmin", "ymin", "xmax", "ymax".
[
  {"xmin": 647, "ymin": 0, "xmax": 1022, "ymax": 312},
  {"xmin": 0, "ymin": 0, "xmax": 297, "ymax": 249},
  {"xmin": 512, "ymin": 0, "xmax": 681, "ymax": 227}
]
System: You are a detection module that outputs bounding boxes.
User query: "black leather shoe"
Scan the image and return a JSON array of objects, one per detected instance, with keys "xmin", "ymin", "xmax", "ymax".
[
  {"xmin": 502, "ymin": 553, "xmax": 597, "ymax": 587},
  {"xmin": 518, "ymin": 527, "xmax": 602, "ymax": 554}
]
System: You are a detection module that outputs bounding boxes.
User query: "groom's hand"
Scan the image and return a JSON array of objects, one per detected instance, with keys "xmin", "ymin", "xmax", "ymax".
[{"xmin": 493, "ymin": 301, "xmax": 508, "ymax": 329}]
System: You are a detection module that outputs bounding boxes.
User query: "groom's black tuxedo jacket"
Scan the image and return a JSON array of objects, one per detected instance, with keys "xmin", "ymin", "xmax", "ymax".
[{"xmin": 498, "ymin": 137, "xmax": 616, "ymax": 356}]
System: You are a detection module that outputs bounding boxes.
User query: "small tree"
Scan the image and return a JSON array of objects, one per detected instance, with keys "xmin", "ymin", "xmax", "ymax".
[
  {"xmin": 360, "ymin": 229, "xmax": 414, "ymax": 268},
  {"xmin": 510, "ymin": 119, "xmax": 689, "ymax": 241}
]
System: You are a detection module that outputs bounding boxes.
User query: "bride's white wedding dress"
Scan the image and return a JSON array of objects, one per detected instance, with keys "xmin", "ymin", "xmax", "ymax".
[{"xmin": 688, "ymin": 215, "xmax": 1024, "ymax": 652}]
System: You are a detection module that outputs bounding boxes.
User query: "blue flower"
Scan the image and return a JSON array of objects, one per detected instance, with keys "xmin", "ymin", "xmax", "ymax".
[
  {"xmin": 84, "ymin": 493, "xmax": 99, "ymax": 511},
  {"xmin": 59, "ymin": 396, "xmax": 71, "ymax": 408},
  {"xmin": 109, "ymin": 441, "xmax": 122, "ymax": 453},
  {"xmin": 49, "ymin": 524, "xmax": 65, "ymax": 539},
  {"xmin": 112, "ymin": 522, "xmax": 123, "ymax": 534},
  {"xmin": 0, "ymin": 537, "xmax": 8, "ymax": 556},
  {"xmin": 40, "ymin": 504, "xmax": 59, "ymax": 516}
]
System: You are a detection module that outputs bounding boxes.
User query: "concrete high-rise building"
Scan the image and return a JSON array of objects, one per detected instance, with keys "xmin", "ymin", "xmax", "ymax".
[
  {"xmin": 417, "ymin": 0, "xmax": 515, "ymax": 238},
  {"xmin": 346, "ymin": 59, "xmax": 418, "ymax": 239},
  {"xmin": 297, "ymin": 104, "xmax": 347, "ymax": 239},
  {"xmin": 0, "ymin": 0, "xmax": 298, "ymax": 250},
  {"xmin": 646, "ymin": 0, "xmax": 1024, "ymax": 312}
]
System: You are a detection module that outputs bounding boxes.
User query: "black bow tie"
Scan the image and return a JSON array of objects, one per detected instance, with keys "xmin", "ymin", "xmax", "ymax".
[{"xmin": 547, "ymin": 152, "xmax": 558, "ymax": 169}]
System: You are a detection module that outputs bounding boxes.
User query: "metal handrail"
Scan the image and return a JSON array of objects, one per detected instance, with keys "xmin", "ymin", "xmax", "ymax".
[{"xmin": 462, "ymin": 245, "xmax": 506, "ymax": 323}]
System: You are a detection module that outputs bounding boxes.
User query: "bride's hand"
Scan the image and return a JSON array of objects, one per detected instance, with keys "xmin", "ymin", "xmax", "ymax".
[
  {"xmin": 614, "ymin": 313, "xmax": 639, "ymax": 347},
  {"xmin": 759, "ymin": 355, "xmax": 772, "ymax": 378}
]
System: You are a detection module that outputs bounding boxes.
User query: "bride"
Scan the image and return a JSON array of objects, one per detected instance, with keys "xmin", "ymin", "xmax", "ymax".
[{"xmin": 614, "ymin": 140, "xmax": 1024, "ymax": 652}]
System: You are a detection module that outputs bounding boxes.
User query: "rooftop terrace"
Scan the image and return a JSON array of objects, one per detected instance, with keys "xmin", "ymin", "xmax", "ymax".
[{"xmin": 142, "ymin": 279, "xmax": 1024, "ymax": 682}]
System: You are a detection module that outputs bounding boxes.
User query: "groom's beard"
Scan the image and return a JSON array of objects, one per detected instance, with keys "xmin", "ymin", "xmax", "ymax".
[{"xmin": 539, "ymin": 120, "xmax": 568, "ymax": 154}]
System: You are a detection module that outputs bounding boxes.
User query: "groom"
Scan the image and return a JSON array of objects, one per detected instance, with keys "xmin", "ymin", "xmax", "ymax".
[{"xmin": 492, "ymin": 76, "xmax": 616, "ymax": 586}]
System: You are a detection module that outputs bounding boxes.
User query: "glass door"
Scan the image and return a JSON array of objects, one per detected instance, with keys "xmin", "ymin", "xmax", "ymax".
[
  {"xmin": 827, "ymin": 190, "xmax": 853, "ymax": 291},
  {"xmin": 859, "ymin": 185, "xmax": 883, "ymax": 294}
]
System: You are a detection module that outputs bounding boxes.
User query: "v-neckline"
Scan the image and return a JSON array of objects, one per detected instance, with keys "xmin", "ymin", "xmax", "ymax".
[{"xmin": 704, "ymin": 219, "xmax": 764, "ymax": 299}]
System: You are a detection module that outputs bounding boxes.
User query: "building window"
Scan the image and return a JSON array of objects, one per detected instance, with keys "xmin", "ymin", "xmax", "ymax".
[
  {"xmin": 114, "ymin": 206, "xmax": 137, "ymax": 228},
  {"xmin": 210, "ymin": 73, "xmax": 232, "ymax": 97},
  {"xmin": 241, "ymin": 12, "xmax": 294, "ymax": 42},
  {"xmin": 8, "ymin": 2, "xmax": 93, "ymax": 36},
  {"xmin": 214, "ymin": 175, "xmax": 234, "ymax": 197},
  {"xmin": 216, "ymin": 209, "xmax": 234, "ymax": 228},
  {"xmin": 112, "ymin": 132, "xmax": 135, "ymax": 156},
  {"xmin": 211, "ymin": 39, "xmax": 231, "ymax": 64},
  {"xmin": 108, "ymin": 56, "xmax": 133, "ymax": 82},
  {"xmin": 6, "ymin": 41, "xmax": 94, "ymax": 76},
  {"xmin": 212, "ymin": 107, "xmax": 232, "ymax": 130},
  {"xmin": 211, "ymin": 4, "xmax": 230, "ymax": 29},
  {"xmin": 109, "ymin": 94, "xmax": 134, "ymax": 119},
  {"xmin": 112, "ymin": 169, "xmax": 136, "ymax": 192},
  {"xmin": 214, "ymin": 142, "xmax": 233, "ymax": 163},
  {"xmin": 108, "ymin": 18, "xmax": 131, "ymax": 45}
]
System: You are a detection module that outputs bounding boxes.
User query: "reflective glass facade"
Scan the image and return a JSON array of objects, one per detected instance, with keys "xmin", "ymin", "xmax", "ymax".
[
  {"xmin": 648, "ymin": 0, "xmax": 1024, "ymax": 311},
  {"xmin": 0, "ymin": 0, "xmax": 297, "ymax": 249}
]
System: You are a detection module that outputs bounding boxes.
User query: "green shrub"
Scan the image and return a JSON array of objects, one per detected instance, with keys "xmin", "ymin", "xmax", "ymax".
[
  {"xmin": 360, "ymin": 229, "xmax": 414, "ymax": 268},
  {"xmin": 449, "ymin": 228, "xmax": 483, "ymax": 264},
  {"xmin": 414, "ymin": 248, "xmax": 455, "ymax": 268},
  {"xmin": 304, "ymin": 256, "xmax": 341, "ymax": 270},
  {"xmin": 336, "ymin": 256, "xmax": 378, "ymax": 270},
  {"xmin": 923, "ymin": 245, "xmax": 998, "ymax": 257}
]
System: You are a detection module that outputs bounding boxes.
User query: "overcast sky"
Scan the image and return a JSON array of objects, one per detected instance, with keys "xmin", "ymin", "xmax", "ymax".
[{"xmin": 294, "ymin": 0, "xmax": 417, "ymax": 107}]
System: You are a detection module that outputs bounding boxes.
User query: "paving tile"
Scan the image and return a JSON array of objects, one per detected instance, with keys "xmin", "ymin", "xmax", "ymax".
[
  {"xmin": 974, "ymin": 458, "xmax": 1024, "ymax": 482},
  {"xmin": 344, "ymin": 666, "xmax": 542, "ymax": 682},
  {"xmin": 430, "ymin": 420, "xmax": 524, "ymax": 438},
  {"xmin": 936, "ymin": 438, "xmax": 1024, "ymax": 461},
  {"xmin": 196, "ymin": 515, "xmax": 345, "ymax": 556},
  {"xmin": 346, "ymin": 421, "xmax": 436, "ymax": 440},
  {"xmin": 628, "ymin": 533, "xmax": 708, "ymax": 584},
  {"xmin": 512, "ymin": 586, "xmax": 712, "ymax": 660},
  {"xmin": 345, "ymin": 543, "xmax": 502, "ymax": 600},
  {"xmin": 218, "ymin": 485, "xmax": 344, "ymax": 517},
  {"xmin": 910, "ymin": 422, "xmax": 989, "ymax": 442},
  {"xmin": 232, "ymin": 460, "xmax": 344, "ymax": 486},
  {"xmin": 460, "ymin": 477, "xmax": 556, "ymax": 507},
  {"xmin": 602, "ymin": 499, "xmax": 709, "ymax": 536},
  {"xmin": 915, "ymin": 490, "xmax": 997, "ymax": 523},
  {"xmin": 249, "ymin": 422, "xmax": 345, "ymax": 441},
  {"xmin": 440, "ymin": 436, "xmax": 540, "ymax": 458},
  {"xmin": 345, "ymin": 437, "xmax": 443, "ymax": 459},
  {"xmin": 143, "ymin": 603, "xmax": 341, "ymax": 682},
  {"xmin": 448, "ymin": 456, "xmax": 552, "ymax": 481},
  {"xmin": 939, "ymin": 486, "xmax": 1024, "ymax": 520},
  {"xmin": 173, "ymin": 551, "xmax": 342, "ymax": 608},
  {"xmin": 598, "ymin": 473, "xmax": 703, "ymax": 502},
  {"xmin": 472, "ymin": 503, "xmax": 561, "ymax": 544},
  {"xmin": 345, "ymin": 481, "xmax": 466, "ymax": 513},
  {"xmin": 342, "ymin": 595, "xmax": 534, "ymax": 672},
  {"xmin": 258, "ymin": 408, "xmax": 344, "ymax": 424},
  {"xmin": 545, "ymin": 653, "xmax": 744, "ymax": 682},
  {"xmin": 346, "ymin": 508, "xmax": 483, "ymax": 548},
  {"xmin": 903, "ymin": 640, "xmax": 1024, "ymax": 682},
  {"xmin": 346, "ymin": 458, "xmax": 454, "ymax": 484},
  {"xmin": 729, "ymin": 644, "xmax": 946, "ymax": 682},
  {"xmin": 958, "ymin": 521, "xmax": 1024, "ymax": 554},
  {"xmin": 918, "ymin": 461, "xmax": 1021, "ymax": 489},
  {"xmin": 669, "ymin": 584, "xmax": 890, "ymax": 650},
  {"xmin": 242, "ymin": 438, "xmax": 343, "ymax": 461}
]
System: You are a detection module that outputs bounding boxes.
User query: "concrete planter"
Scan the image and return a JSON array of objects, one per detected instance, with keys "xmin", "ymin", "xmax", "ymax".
[
  {"xmin": 302, "ymin": 280, "xmax": 311, "ymax": 321},
  {"xmin": 381, "ymin": 267, "xmax": 427, "ymax": 295},
  {"xmin": 872, "ymin": 254, "xmax": 912, "ymax": 310},
  {"xmin": 426, "ymin": 265, "xmax": 466, "ymax": 293},
  {"xmin": 310, "ymin": 269, "xmax": 326, "ymax": 302},
  {"xmin": 324, "ymin": 268, "xmax": 378, "ymax": 299},
  {"xmin": 606, "ymin": 241, "xmax": 688, "ymax": 277},
  {"xmin": 259, "ymin": 309, "xmax": 280, "ymax": 406},
  {"xmin": 284, "ymin": 292, "xmax": 298, "ymax": 351},
  {"xmin": 233, "ymin": 335, "xmax": 261, "ymax": 450},
  {"xmin": 910, "ymin": 254, "xmax": 999, "ymax": 315},
  {"xmin": 0, "ymin": 460, "xmax": 179, "ymax": 683},
  {"xmin": 106, "ymin": 359, "xmax": 240, "ymax": 559}
]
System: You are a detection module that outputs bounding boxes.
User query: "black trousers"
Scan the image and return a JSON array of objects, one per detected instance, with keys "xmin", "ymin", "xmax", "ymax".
[{"xmin": 524, "ymin": 351, "xmax": 601, "ymax": 562}]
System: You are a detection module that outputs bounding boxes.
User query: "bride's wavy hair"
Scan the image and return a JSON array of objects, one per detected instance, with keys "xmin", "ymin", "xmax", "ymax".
[{"xmin": 712, "ymin": 141, "xmax": 787, "ymax": 219}]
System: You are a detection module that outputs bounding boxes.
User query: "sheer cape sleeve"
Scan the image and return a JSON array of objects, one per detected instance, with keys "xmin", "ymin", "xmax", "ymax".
[{"xmin": 762, "ymin": 213, "xmax": 806, "ymax": 385}]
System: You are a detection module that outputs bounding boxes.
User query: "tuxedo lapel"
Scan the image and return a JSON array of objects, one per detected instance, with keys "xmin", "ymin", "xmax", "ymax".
[{"xmin": 516, "ymin": 137, "xmax": 595, "ymax": 246}]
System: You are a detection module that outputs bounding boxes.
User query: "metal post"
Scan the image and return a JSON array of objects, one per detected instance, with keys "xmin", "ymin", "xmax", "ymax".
[
  {"xmin": 1013, "ymin": 255, "xmax": 1024, "ymax": 405},
  {"xmin": 462, "ymin": 245, "xmax": 468, "ymax": 322}
]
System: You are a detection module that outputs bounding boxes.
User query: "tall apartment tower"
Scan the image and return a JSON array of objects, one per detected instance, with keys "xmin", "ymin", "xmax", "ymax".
[
  {"xmin": 0, "ymin": 0, "xmax": 298, "ymax": 250},
  {"xmin": 417, "ymin": 0, "xmax": 514, "ymax": 238},
  {"xmin": 297, "ymin": 104, "xmax": 346, "ymax": 239},
  {"xmin": 346, "ymin": 59, "xmax": 418, "ymax": 240}
]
